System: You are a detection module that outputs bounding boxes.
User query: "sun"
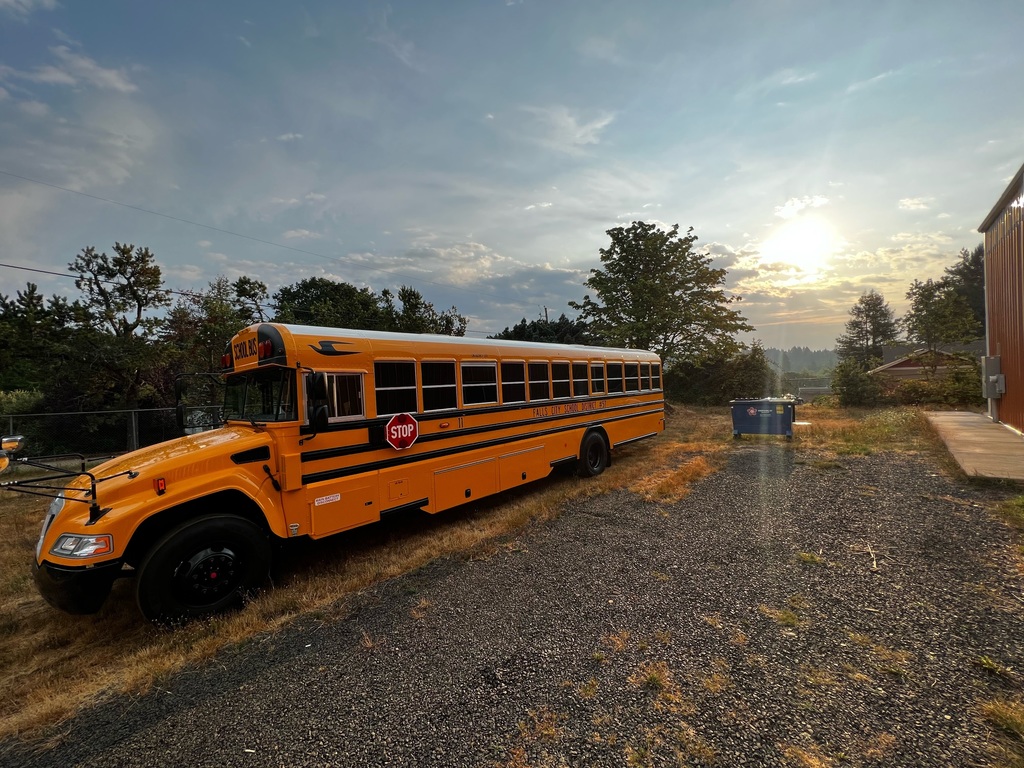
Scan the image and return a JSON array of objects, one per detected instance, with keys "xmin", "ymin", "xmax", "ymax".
[{"xmin": 758, "ymin": 215, "xmax": 839, "ymax": 276}]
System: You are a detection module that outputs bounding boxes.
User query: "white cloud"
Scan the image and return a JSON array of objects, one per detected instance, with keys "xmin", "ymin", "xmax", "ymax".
[
  {"xmin": 369, "ymin": 7, "xmax": 423, "ymax": 72},
  {"xmin": 18, "ymin": 99, "xmax": 49, "ymax": 116},
  {"xmin": 197, "ymin": 240, "xmax": 212, "ymax": 248},
  {"xmin": 5, "ymin": 45, "xmax": 138, "ymax": 92},
  {"xmin": 936, "ymin": 212, "xmax": 952, "ymax": 219},
  {"xmin": 238, "ymin": 36, "xmax": 252, "ymax": 48},
  {"xmin": 774, "ymin": 195, "xmax": 829, "ymax": 219},
  {"xmin": 847, "ymin": 70, "xmax": 895, "ymax": 93},
  {"xmin": 305, "ymin": 192, "xmax": 326, "ymax": 201},
  {"xmin": 0, "ymin": 86, "xmax": 8, "ymax": 100},
  {"xmin": 898, "ymin": 197, "xmax": 932, "ymax": 211},
  {"xmin": 282, "ymin": 229, "xmax": 321, "ymax": 239},
  {"xmin": 276, "ymin": 133, "xmax": 303, "ymax": 141},
  {"xmin": 0, "ymin": 0, "xmax": 57, "ymax": 18},
  {"xmin": 521, "ymin": 105, "xmax": 615, "ymax": 155}
]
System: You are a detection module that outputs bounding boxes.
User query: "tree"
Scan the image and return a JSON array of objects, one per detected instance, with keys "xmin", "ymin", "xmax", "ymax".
[
  {"xmin": 943, "ymin": 244, "xmax": 985, "ymax": 331},
  {"xmin": 569, "ymin": 222, "xmax": 752, "ymax": 364},
  {"xmin": 273, "ymin": 277, "xmax": 386, "ymax": 329},
  {"xmin": 835, "ymin": 291, "xmax": 899, "ymax": 367},
  {"xmin": 831, "ymin": 357, "xmax": 883, "ymax": 407},
  {"xmin": 902, "ymin": 279, "xmax": 980, "ymax": 353},
  {"xmin": 66, "ymin": 243, "xmax": 172, "ymax": 409},
  {"xmin": 0, "ymin": 283, "xmax": 72, "ymax": 393},
  {"xmin": 378, "ymin": 285, "xmax": 467, "ymax": 336},
  {"xmin": 491, "ymin": 313, "xmax": 592, "ymax": 345}
]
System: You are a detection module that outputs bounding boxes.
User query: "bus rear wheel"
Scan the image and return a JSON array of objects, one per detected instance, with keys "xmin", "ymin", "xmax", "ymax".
[
  {"xmin": 136, "ymin": 514, "xmax": 271, "ymax": 625},
  {"xmin": 578, "ymin": 431, "xmax": 609, "ymax": 477}
]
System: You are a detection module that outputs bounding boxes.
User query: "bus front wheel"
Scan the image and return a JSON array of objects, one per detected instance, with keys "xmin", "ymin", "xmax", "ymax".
[
  {"xmin": 135, "ymin": 514, "xmax": 271, "ymax": 625},
  {"xmin": 578, "ymin": 431, "xmax": 609, "ymax": 477}
]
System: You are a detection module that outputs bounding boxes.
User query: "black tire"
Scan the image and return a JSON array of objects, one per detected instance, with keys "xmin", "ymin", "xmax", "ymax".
[
  {"xmin": 136, "ymin": 514, "xmax": 271, "ymax": 625},
  {"xmin": 578, "ymin": 431, "xmax": 609, "ymax": 478}
]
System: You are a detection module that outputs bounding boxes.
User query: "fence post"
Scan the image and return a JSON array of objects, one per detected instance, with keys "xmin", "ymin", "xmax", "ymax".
[{"xmin": 129, "ymin": 410, "xmax": 139, "ymax": 452}]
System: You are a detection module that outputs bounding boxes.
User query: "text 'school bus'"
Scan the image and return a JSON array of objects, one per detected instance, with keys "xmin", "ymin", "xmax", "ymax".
[{"xmin": 0, "ymin": 324, "xmax": 664, "ymax": 624}]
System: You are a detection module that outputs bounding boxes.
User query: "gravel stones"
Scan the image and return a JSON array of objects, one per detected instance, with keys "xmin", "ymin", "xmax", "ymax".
[{"xmin": 5, "ymin": 446, "xmax": 1022, "ymax": 767}]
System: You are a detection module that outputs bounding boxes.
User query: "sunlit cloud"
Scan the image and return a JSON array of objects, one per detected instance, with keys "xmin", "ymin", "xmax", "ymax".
[
  {"xmin": 898, "ymin": 197, "xmax": 932, "ymax": 210},
  {"xmin": 282, "ymin": 229, "xmax": 322, "ymax": 240},
  {"xmin": 276, "ymin": 133, "xmax": 303, "ymax": 142},
  {"xmin": 774, "ymin": 195, "xmax": 829, "ymax": 219},
  {"xmin": 520, "ymin": 105, "xmax": 615, "ymax": 155}
]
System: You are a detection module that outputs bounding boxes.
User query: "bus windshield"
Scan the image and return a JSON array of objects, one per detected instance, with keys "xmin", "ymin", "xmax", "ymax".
[{"xmin": 223, "ymin": 368, "xmax": 297, "ymax": 423}]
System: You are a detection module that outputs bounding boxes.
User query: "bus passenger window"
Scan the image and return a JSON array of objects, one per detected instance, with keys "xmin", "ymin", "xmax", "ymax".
[
  {"xmin": 640, "ymin": 363, "xmax": 651, "ymax": 390},
  {"xmin": 590, "ymin": 363, "xmax": 606, "ymax": 394},
  {"xmin": 501, "ymin": 362, "xmax": 526, "ymax": 403},
  {"xmin": 422, "ymin": 361, "xmax": 457, "ymax": 411},
  {"xmin": 572, "ymin": 362, "xmax": 588, "ymax": 397},
  {"xmin": 462, "ymin": 362, "xmax": 498, "ymax": 405},
  {"xmin": 528, "ymin": 362, "xmax": 549, "ymax": 401},
  {"xmin": 607, "ymin": 362, "xmax": 624, "ymax": 394},
  {"xmin": 552, "ymin": 362, "xmax": 571, "ymax": 399},
  {"xmin": 375, "ymin": 361, "xmax": 417, "ymax": 415},
  {"xmin": 326, "ymin": 373, "xmax": 363, "ymax": 420},
  {"xmin": 652, "ymin": 364, "xmax": 662, "ymax": 390},
  {"xmin": 625, "ymin": 363, "xmax": 640, "ymax": 392}
]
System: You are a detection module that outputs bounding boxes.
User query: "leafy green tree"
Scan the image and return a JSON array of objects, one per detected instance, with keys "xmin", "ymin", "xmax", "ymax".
[
  {"xmin": 491, "ymin": 313, "xmax": 593, "ymax": 345},
  {"xmin": 942, "ymin": 244, "xmax": 985, "ymax": 331},
  {"xmin": 379, "ymin": 285, "xmax": 467, "ymax": 336},
  {"xmin": 835, "ymin": 291, "xmax": 900, "ymax": 367},
  {"xmin": 273, "ymin": 277, "xmax": 386, "ymax": 329},
  {"xmin": 0, "ymin": 283, "xmax": 72, "ymax": 393},
  {"xmin": 663, "ymin": 343, "xmax": 776, "ymax": 405},
  {"xmin": 569, "ymin": 221, "xmax": 752, "ymax": 364},
  {"xmin": 66, "ymin": 243, "xmax": 172, "ymax": 410},
  {"xmin": 831, "ymin": 357, "xmax": 883, "ymax": 407},
  {"xmin": 902, "ymin": 279, "xmax": 980, "ymax": 353}
]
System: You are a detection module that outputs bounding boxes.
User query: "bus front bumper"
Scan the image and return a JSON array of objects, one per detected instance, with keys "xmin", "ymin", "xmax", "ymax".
[{"xmin": 34, "ymin": 559, "xmax": 123, "ymax": 615}]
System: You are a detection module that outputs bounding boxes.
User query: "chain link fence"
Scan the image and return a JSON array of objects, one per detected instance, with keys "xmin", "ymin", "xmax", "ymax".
[{"xmin": 3, "ymin": 407, "xmax": 222, "ymax": 459}]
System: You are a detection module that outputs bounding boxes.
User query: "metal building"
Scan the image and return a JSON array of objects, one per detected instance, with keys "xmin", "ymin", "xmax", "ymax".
[{"xmin": 978, "ymin": 162, "xmax": 1024, "ymax": 431}]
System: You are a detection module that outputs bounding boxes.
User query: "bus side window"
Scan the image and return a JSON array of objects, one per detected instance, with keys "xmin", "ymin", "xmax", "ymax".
[
  {"xmin": 552, "ymin": 362, "xmax": 571, "ymax": 399},
  {"xmin": 572, "ymin": 362, "xmax": 588, "ymax": 397},
  {"xmin": 327, "ymin": 373, "xmax": 363, "ymax": 420},
  {"xmin": 528, "ymin": 361, "xmax": 549, "ymax": 401},
  {"xmin": 652, "ymin": 363, "xmax": 662, "ymax": 390},
  {"xmin": 607, "ymin": 362, "xmax": 624, "ymax": 394},
  {"xmin": 375, "ymin": 361, "xmax": 417, "ymax": 416},
  {"xmin": 501, "ymin": 361, "xmax": 526, "ymax": 404},
  {"xmin": 590, "ymin": 362, "xmax": 606, "ymax": 394},
  {"xmin": 640, "ymin": 363, "xmax": 651, "ymax": 390},
  {"xmin": 462, "ymin": 362, "xmax": 498, "ymax": 406},
  {"xmin": 625, "ymin": 363, "xmax": 640, "ymax": 392},
  {"xmin": 422, "ymin": 361, "xmax": 458, "ymax": 411}
]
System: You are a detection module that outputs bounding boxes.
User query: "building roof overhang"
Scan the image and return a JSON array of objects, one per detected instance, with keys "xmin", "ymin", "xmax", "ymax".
[{"xmin": 979, "ymin": 161, "xmax": 1024, "ymax": 234}]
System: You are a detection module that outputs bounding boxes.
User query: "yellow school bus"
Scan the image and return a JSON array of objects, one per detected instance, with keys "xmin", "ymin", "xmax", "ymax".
[{"xmin": 1, "ymin": 323, "xmax": 664, "ymax": 623}]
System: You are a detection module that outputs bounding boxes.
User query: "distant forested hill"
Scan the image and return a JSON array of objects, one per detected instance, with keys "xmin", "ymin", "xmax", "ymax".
[{"xmin": 765, "ymin": 347, "xmax": 837, "ymax": 373}]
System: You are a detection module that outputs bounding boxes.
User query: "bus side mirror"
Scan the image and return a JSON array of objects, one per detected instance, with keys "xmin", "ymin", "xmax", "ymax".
[
  {"xmin": 2, "ymin": 435, "xmax": 25, "ymax": 454},
  {"xmin": 310, "ymin": 372, "xmax": 328, "ymax": 401},
  {"xmin": 313, "ymin": 404, "xmax": 330, "ymax": 433},
  {"xmin": 176, "ymin": 404, "xmax": 187, "ymax": 431}
]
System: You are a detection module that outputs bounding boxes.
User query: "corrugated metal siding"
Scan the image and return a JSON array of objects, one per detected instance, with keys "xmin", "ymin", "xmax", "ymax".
[{"xmin": 985, "ymin": 196, "xmax": 1024, "ymax": 430}]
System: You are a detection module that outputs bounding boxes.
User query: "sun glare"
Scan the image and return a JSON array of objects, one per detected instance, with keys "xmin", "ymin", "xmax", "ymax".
[{"xmin": 758, "ymin": 215, "xmax": 838, "ymax": 276}]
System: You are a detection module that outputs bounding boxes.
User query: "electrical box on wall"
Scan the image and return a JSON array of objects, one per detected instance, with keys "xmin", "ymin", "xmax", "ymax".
[{"xmin": 981, "ymin": 356, "xmax": 1004, "ymax": 399}]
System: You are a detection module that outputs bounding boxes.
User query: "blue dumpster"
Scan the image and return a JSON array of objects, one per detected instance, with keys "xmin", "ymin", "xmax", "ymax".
[{"xmin": 730, "ymin": 398, "xmax": 796, "ymax": 439}]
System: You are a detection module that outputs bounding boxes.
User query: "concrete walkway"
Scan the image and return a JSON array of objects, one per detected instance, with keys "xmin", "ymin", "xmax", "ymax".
[{"xmin": 925, "ymin": 411, "xmax": 1024, "ymax": 481}]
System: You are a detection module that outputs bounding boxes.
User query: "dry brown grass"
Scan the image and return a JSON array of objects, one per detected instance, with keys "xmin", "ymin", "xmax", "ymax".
[{"xmin": 0, "ymin": 403, "xmax": 946, "ymax": 742}]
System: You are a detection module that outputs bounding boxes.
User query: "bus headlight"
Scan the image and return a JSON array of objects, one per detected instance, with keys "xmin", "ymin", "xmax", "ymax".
[{"xmin": 50, "ymin": 534, "xmax": 114, "ymax": 559}]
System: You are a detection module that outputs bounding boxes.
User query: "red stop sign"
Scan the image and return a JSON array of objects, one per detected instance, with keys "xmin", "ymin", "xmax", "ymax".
[{"xmin": 385, "ymin": 412, "xmax": 419, "ymax": 450}]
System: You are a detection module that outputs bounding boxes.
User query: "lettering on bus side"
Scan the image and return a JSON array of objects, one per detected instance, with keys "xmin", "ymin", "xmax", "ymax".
[
  {"xmin": 233, "ymin": 337, "xmax": 259, "ymax": 362},
  {"xmin": 533, "ymin": 400, "xmax": 607, "ymax": 418}
]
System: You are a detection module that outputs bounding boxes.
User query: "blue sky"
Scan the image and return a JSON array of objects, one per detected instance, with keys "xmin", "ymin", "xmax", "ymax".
[{"xmin": 1, "ymin": 0, "xmax": 1022, "ymax": 350}]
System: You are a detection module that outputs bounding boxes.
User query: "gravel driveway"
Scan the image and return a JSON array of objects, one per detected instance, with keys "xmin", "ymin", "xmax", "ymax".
[{"xmin": 5, "ymin": 445, "xmax": 1023, "ymax": 767}]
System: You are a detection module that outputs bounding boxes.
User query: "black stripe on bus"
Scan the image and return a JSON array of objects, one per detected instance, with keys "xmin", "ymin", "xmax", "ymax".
[
  {"xmin": 300, "ymin": 407, "xmax": 664, "ymax": 486},
  {"xmin": 297, "ymin": 389, "xmax": 664, "ymax": 436},
  {"xmin": 299, "ymin": 398, "xmax": 665, "ymax": 464}
]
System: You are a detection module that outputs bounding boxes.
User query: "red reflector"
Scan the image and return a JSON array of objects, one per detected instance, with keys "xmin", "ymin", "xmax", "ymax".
[{"xmin": 154, "ymin": 478, "xmax": 167, "ymax": 495}]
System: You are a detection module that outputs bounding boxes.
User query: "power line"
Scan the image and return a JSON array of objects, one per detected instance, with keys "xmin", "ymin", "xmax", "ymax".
[{"xmin": 0, "ymin": 168, "xmax": 531, "ymax": 308}]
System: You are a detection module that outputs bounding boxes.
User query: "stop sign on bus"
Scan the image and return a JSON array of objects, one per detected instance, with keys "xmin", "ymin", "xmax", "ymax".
[{"xmin": 385, "ymin": 412, "xmax": 419, "ymax": 450}]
